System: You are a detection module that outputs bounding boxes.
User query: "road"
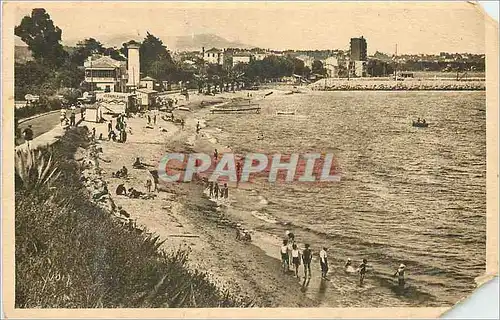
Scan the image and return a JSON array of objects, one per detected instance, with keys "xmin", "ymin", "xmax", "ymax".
[{"xmin": 16, "ymin": 109, "xmax": 82, "ymax": 146}]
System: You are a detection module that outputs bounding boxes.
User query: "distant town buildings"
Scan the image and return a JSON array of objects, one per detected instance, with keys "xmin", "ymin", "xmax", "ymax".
[
  {"xmin": 232, "ymin": 52, "xmax": 252, "ymax": 66},
  {"xmin": 350, "ymin": 36, "xmax": 367, "ymax": 61},
  {"xmin": 253, "ymin": 52, "xmax": 268, "ymax": 61},
  {"xmin": 324, "ymin": 56, "xmax": 339, "ymax": 78},
  {"xmin": 296, "ymin": 55, "xmax": 315, "ymax": 69},
  {"xmin": 350, "ymin": 36, "xmax": 368, "ymax": 77},
  {"xmin": 203, "ymin": 47, "xmax": 224, "ymax": 65}
]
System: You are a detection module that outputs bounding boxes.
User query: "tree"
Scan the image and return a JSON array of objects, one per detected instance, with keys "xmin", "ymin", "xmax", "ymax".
[
  {"xmin": 70, "ymin": 38, "xmax": 105, "ymax": 65},
  {"xmin": 15, "ymin": 8, "xmax": 67, "ymax": 67},
  {"xmin": 103, "ymin": 47, "xmax": 126, "ymax": 61},
  {"xmin": 312, "ymin": 60, "xmax": 326, "ymax": 75},
  {"xmin": 140, "ymin": 32, "xmax": 175, "ymax": 80},
  {"xmin": 292, "ymin": 58, "xmax": 306, "ymax": 76}
]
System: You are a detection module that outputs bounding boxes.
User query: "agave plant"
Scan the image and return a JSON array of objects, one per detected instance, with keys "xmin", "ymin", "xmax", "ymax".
[{"xmin": 15, "ymin": 147, "xmax": 61, "ymax": 192}]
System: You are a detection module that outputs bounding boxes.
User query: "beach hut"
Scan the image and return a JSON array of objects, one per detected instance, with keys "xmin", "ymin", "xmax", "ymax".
[
  {"xmin": 136, "ymin": 88, "xmax": 158, "ymax": 110},
  {"xmin": 85, "ymin": 105, "xmax": 103, "ymax": 123}
]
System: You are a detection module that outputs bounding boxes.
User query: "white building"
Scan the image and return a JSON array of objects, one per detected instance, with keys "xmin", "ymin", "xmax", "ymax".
[
  {"xmin": 140, "ymin": 76, "xmax": 156, "ymax": 90},
  {"xmin": 253, "ymin": 52, "xmax": 267, "ymax": 61},
  {"xmin": 232, "ymin": 52, "xmax": 252, "ymax": 67},
  {"xmin": 203, "ymin": 47, "xmax": 224, "ymax": 65},
  {"xmin": 84, "ymin": 55, "xmax": 127, "ymax": 92},
  {"xmin": 136, "ymin": 88, "xmax": 158, "ymax": 110},
  {"xmin": 295, "ymin": 55, "xmax": 314, "ymax": 68},
  {"xmin": 324, "ymin": 56, "xmax": 339, "ymax": 78},
  {"xmin": 353, "ymin": 60, "xmax": 367, "ymax": 77}
]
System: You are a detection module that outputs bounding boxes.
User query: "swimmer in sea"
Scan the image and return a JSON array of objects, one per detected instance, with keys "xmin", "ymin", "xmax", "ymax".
[{"xmin": 345, "ymin": 258, "xmax": 356, "ymax": 273}]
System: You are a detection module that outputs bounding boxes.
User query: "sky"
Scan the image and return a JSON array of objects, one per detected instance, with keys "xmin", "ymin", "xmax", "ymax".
[{"xmin": 12, "ymin": 1, "xmax": 489, "ymax": 54}]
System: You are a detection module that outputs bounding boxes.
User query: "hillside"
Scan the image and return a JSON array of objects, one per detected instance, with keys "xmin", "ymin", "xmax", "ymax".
[{"xmin": 173, "ymin": 33, "xmax": 254, "ymax": 51}]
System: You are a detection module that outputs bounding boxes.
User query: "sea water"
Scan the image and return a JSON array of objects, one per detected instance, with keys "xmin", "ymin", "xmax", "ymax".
[{"xmin": 207, "ymin": 90, "xmax": 486, "ymax": 306}]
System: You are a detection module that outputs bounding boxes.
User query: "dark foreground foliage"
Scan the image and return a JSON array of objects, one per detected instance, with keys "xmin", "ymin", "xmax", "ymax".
[{"xmin": 15, "ymin": 127, "xmax": 247, "ymax": 308}]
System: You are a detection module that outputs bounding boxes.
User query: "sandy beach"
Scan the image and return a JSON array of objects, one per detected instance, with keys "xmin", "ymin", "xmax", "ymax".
[{"xmin": 86, "ymin": 88, "xmax": 326, "ymax": 307}]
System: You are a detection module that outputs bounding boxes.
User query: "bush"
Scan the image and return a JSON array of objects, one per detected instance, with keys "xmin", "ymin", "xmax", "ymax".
[{"xmin": 15, "ymin": 128, "xmax": 247, "ymax": 308}]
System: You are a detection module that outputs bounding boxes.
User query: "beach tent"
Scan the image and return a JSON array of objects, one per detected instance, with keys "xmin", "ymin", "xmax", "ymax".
[
  {"xmin": 96, "ymin": 92, "xmax": 133, "ymax": 114},
  {"xmin": 85, "ymin": 105, "xmax": 103, "ymax": 123}
]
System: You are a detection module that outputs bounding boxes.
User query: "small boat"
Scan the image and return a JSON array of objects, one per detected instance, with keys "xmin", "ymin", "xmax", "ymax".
[
  {"xmin": 276, "ymin": 110, "xmax": 296, "ymax": 115},
  {"xmin": 412, "ymin": 121, "xmax": 429, "ymax": 127},
  {"xmin": 211, "ymin": 107, "xmax": 261, "ymax": 114},
  {"xmin": 177, "ymin": 107, "xmax": 191, "ymax": 112}
]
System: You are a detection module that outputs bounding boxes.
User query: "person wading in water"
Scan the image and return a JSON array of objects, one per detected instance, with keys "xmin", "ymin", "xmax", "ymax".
[
  {"xmin": 394, "ymin": 264, "xmax": 406, "ymax": 292},
  {"xmin": 358, "ymin": 259, "xmax": 368, "ymax": 286},
  {"xmin": 302, "ymin": 244, "xmax": 312, "ymax": 278},
  {"xmin": 319, "ymin": 247, "xmax": 329, "ymax": 279},
  {"xmin": 280, "ymin": 239, "xmax": 289, "ymax": 273},
  {"xmin": 291, "ymin": 244, "xmax": 301, "ymax": 278}
]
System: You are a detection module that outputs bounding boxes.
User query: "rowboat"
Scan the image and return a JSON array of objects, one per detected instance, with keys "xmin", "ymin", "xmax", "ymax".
[
  {"xmin": 412, "ymin": 121, "xmax": 429, "ymax": 127},
  {"xmin": 276, "ymin": 110, "xmax": 296, "ymax": 115}
]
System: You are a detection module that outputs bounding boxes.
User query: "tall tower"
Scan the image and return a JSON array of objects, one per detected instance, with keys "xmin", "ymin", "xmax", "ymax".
[
  {"xmin": 350, "ymin": 36, "xmax": 367, "ymax": 61},
  {"xmin": 127, "ymin": 42, "xmax": 141, "ymax": 89}
]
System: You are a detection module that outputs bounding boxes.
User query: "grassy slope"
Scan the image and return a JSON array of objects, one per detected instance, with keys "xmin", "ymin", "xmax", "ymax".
[{"xmin": 15, "ymin": 127, "xmax": 246, "ymax": 308}]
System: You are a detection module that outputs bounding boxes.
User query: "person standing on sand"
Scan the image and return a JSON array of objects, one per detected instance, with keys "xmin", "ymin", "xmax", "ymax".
[
  {"xmin": 108, "ymin": 120, "xmax": 112, "ymax": 133},
  {"xmin": 145, "ymin": 179, "xmax": 152, "ymax": 193},
  {"xmin": 208, "ymin": 181, "xmax": 214, "ymax": 198},
  {"xmin": 213, "ymin": 183, "xmax": 219, "ymax": 200},
  {"xmin": 236, "ymin": 161, "xmax": 242, "ymax": 180},
  {"xmin": 302, "ymin": 244, "xmax": 312, "ymax": 278},
  {"xmin": 181, "ymin": 119, "xmax": 185, "ymax": 130},
  {"xmin": 219, "ymin": 184, "xmax": 225, "ymax": 199},
  {"xmin": 319, "ymin": 247, "xmax": 329, "ymax": 279},
  {"xmin": 223, "ymin": 183, "xmax": 229, "ymax": 199},
  {"xmin": 291, "ymin": 244, "xmax": 301, "ymax": 278},
  {"xmin": 280, "ymin": 239, "xmax": 289, "ymax": 273},
  {"xmin": 214, "ymin": 149, "xmax": 218, "ymax": 161},
  {"xmin": 196, "ymin": 121, "xmax": 201, "ymax": 134}
]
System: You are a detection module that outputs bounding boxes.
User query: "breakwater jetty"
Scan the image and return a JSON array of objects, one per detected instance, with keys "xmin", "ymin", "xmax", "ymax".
[{"xmin": 310, "ymin": 78, "xmax": 485, "ymax": 91}]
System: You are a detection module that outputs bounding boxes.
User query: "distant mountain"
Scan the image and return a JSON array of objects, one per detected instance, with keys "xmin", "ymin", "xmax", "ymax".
[
  {"xmin": 36, "ymin": 32, "xmax": 254, "ymax": 52},
  {"xmin": 63, "ymin": 34, "xmax": 143, "ymax": 48},
  {"xmin": 172, "ymin": 33, "xmax": 255, "ymax": 52}
]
